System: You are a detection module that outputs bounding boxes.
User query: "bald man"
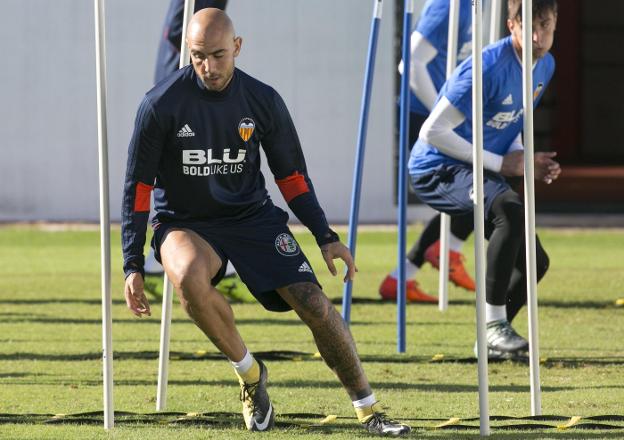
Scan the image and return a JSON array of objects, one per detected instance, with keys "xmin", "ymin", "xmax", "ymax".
[{"xmin": 122, "ymin": 9, "xmax": 409, "ymax": 436}]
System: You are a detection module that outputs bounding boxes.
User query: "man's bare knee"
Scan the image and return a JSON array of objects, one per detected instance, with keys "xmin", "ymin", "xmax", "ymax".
[{"xmin": 170, "ymin": 261, "xmax": 212, "ymax": 302}]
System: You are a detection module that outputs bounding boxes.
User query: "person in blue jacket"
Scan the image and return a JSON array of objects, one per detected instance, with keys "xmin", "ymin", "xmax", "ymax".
[{"xmin": 409, "ymin": 0, "xmax": 560, "ymax": 359}]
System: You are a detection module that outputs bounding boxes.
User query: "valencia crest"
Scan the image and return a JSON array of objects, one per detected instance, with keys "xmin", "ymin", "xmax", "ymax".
[{"xmin": 238, "ymin": 117, "xmax": 255, "ymax": 142}]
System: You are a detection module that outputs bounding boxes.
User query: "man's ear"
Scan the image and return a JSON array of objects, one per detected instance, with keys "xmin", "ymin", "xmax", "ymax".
[{"xmin": 233, "ymin": 36, "xmax": 243, "ymax": 57}]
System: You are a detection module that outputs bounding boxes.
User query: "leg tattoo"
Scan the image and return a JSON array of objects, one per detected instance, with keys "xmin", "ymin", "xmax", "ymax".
[{"xmin": 284, "ymin": 283, "xmax": 372, "ymax": 400}]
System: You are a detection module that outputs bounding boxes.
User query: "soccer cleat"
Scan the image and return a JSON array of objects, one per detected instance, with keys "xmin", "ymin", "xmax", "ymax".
[
  {"xmin": 361, "ymin": 405, "xmax": 411, "ymax": 436},
  {"xmin": 474, "ymin": 320, "xmax": 529, "ymax": 360},
  {"xmin": 379, "ymin": 275, "xmax": 437, "ymax": 303},
  {"xmin": 424, "ymin": 240, "xmax": 476, "ymax": 291},
  {"xmin": 239, "ymin": 360, "xmax": 274, "ymax": 431}
]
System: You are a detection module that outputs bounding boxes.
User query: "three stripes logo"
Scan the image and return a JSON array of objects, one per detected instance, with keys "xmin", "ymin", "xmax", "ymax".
[
  {"xmin": 238, "ymin": 118, "xmax": 255, "ymax": 142},
  {"xmin": 298, "ymin": 262, "xmax": 313, "ymax": 274},
  {"xmin": 177, "ymin": 124, "xmax": 195, "ymax": 137}
]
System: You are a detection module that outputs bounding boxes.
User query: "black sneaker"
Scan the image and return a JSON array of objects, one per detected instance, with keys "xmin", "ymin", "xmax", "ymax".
[
  {"xmin": 239, "ymin": 360, "xmax": 274, "ymax": 431},
  {"xmin": 479, "ymin": 320, "xmax": 529, "ymax": 360},
  {"xmin": 362, "ymin": 405, "xmax": 411, "ymax": 436}
]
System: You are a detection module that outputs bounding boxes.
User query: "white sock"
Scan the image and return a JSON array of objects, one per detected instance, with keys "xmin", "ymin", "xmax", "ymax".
[
  {"xmin": 448, "ymin": 233, "xmax": 464, "ymax": 252},
  {"xmin": 230, "ymin": 350, "xmax": 254, "ymax": 375},
  {"xmin": 390, "ymin": 259, "xmax": 419, "ymax": 279},
  {"xmin": 486, "ymin": 304, "xmax": 507, "ymax": 323},
  {"xmin": 352, "ymin": 393, "xmax": 377, "ymax": 409}
]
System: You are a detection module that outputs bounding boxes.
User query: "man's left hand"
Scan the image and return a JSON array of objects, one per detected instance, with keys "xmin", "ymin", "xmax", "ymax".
[
  {"xmin": 535, "ymin": 151, "xmax": 561, "ymax": 184},
  {"xmin": 320, "ymin": 241, "xmax": 358, "ymax": 282}
]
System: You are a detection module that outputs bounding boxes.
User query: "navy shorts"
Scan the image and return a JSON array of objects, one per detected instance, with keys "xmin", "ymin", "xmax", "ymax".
[
  {"xmin": 151, "ymin": 202, "xmax": 320, "ymax": 312},
  {"xmin": 410, "ymin": 164, "xmax": 511, "ymax": 219}
]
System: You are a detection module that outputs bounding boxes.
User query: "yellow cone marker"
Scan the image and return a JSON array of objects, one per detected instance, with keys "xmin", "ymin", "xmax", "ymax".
[{"xmin": 557, "ymin": 416, "xmax": 582, "ymax": 430}]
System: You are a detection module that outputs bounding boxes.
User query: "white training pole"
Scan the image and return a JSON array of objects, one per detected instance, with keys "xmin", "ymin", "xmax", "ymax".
[
  {"xmin": 438, "ymin": 0, "xmax": 461, "ymax": 312},
  {"xmin": 156, "ymin": 0, "xmax": 196, "ymax": 412},
  {"xmin": 94, "ymin": 0, "xmax": 114, "ymax": 429},
  {"xmin": 472, "ymin": 0, "xmax": 490, "ymax": 435},
  {"xmin": 156, "ymin": 279, "xmax": 174, "ymax": 411},
  {"xmin": 522, "ymin": 0, "xmax": 542, "ymax": 416},
  {"xmin": 489, "ymin": 0, "xmax": 503, "ymax": 44}
]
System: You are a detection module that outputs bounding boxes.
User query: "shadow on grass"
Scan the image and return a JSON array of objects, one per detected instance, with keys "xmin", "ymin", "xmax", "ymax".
[
  {"xmin": 0, "ymin": 297, "xmax": 618, "ymax": 310},
  {"xmin": 337, "ymin": 297, "xmax": 620, "ymax": 310},
  {"xmin": 0, "ymin": 317, "xmax": 310, "ymax": 326},
  {"xmin": 2, "ymin": 350, "xmax": 624, "ymax": 368},
  {"xmin": 5, "ymin": 374, "xmax": 623, "ymax": 394},
  {"xmin": 0, "ymin": 315, "xmax": 472, "ymax": 328},
  {"xmin": 1, "ymin": 411, "xmax": 623, "ymax": 435}
]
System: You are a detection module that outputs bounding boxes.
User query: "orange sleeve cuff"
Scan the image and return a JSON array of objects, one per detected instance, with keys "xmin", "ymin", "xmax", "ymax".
[
  {"xmin": 275, "ymin": 172, "xmax": 310, "ymax": 203},
  {"xmin": 134, "ymin": 182, "xmax": 154, "ymax": 212}
]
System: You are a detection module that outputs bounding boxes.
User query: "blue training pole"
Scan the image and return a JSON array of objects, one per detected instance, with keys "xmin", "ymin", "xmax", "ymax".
[
  {"xmin": 341, "ymin": 0, "xmax": 384, "ymax": 324},
  {"xmin": 397, "ymin": 0, "xmax": 413, "ymax": 353}
]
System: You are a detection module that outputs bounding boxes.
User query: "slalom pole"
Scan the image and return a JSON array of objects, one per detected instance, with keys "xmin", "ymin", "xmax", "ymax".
[
  {"xmin": 438, "ymin": 0, "xmax": 461, "ymax": 312},
  {"xmin": 397, "ymin": 0, "xmax": 414, "ymax": 353},
  {"xmin": 341, "ymin": 0, "xmax": 384, "ymax": 324},
  {"xmin": 522, "ymin": 0, "xmax": 542, "ymax": 416},
  {"xmin": 471, "ymin": 0, "xmax": 490, "ymax": 435},
  {"xmin": 489, "ymin": 0, "xmax": 503, "ymax": 44},
  {"xmin": 94, "ymin": 0, "xmax": 114, "ymax": 429},
  {"xmin": 156, "ymin": 0, "xmax": 196, "ymax": 411}
]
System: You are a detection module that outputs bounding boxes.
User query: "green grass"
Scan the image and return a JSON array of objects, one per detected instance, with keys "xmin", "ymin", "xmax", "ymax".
[{"xmin": 1, "ymin": 225, "xmax": 623, "ymax": 439}]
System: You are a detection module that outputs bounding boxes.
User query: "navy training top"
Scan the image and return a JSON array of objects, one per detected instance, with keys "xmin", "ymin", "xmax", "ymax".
[{"xmin": 122, "ymin": 66, "xmax": 336, "ymax": 277}]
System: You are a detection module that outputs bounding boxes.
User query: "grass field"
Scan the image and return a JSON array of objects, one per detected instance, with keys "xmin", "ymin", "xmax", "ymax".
[{"xmin": 1, "ymin": 224, "xmax": 623, "ymax": 439}]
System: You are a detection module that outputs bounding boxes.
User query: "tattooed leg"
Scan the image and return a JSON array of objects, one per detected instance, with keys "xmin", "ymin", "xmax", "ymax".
[{"xmin": 276, "ymin": 282, "xmax": 372, "ymax": 400}]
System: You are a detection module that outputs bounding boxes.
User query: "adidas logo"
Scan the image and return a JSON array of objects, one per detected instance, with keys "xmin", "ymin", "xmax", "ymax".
[
  {"xmin": 298, "ymin": 262, "xmax": 313, "ymax": 274},
  {"xmin": 502, "ymin": 94, "xmax": 513, "ymax": 105},
  {"xmin": 177, "ymin": 124, "xmax": 195, "ymax": 137}
]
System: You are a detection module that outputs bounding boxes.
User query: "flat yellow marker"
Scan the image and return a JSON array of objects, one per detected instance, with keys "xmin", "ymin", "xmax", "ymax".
[
  {"xmin": 313, "ymin": 352, "xmax": 322, "ymax": 358},
  {"xmin": 557, "ymin": 416, "xmax": 582, "ymax": 430},
  {"xmin": 319, "ymin": 415, "xmax": 337, "ymax": 424},
  {"xmin": 434, "ymin": 417, "xmax": 461, "ymax": 429},
  {"xmin": 615, "ymin": 298, "xmax": 624, "ymax": 307},
  {"xmin": 431, "ymin": 353, "xmax": 445, "ymax": 361}
]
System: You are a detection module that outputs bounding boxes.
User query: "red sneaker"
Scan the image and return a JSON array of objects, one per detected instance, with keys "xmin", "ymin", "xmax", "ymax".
[
  {"xmin": 424, "ymin": 240, "xmax": 476, "ymax": 291},
  {"xmin": 378, "ymin": 275, "xmax": 437, "ymax": 303}
]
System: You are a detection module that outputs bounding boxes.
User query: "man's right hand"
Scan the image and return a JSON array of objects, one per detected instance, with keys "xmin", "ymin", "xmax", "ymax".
[{"xmin": 124, "ymin": 272, "xmax": 151, "ymax": 317}]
